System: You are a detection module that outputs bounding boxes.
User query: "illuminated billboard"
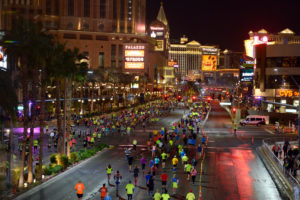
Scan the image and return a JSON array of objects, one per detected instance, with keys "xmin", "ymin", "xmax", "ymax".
[
  {"xmin": 124, "ymin": 44, "xmax": 145, "ymax": 70},
  {"xmin": 125, "ymin": 62, "xmax": 144, "ymax": 69},
  {"xmin": 154, "ymin": 40, "xmax": 164, "ymax": 51},
  {"xmin": 0, "ymin": 46, "xmax": 7, "ymax": 71},
  {"xmin": 202, "ymin": 55, "xmax": 217, "ymax": 71},
  {"xmin": 125, "ymin": 50, "xmax": 144, "ymax": 57},
  {"xmin": 240, "ymin": 68, "xmax": 254, "ymax": 82},
  {"xmin": 168, "ymin": 59, "xmax": 178, "ymax": 68},
  {"xmin": 150, "ymin": 26, "xmax": 165, "ymax": 39}
]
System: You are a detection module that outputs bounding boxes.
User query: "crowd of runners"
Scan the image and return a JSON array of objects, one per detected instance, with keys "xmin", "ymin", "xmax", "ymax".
[{"xmin": 73, "ymin": 99, "xmax": 211, "ymax": 200}]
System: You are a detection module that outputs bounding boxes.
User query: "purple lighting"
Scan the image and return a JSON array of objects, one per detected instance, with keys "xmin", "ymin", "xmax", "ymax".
[{"xmin": 13, "ymin": 127, "xmax": 45, "ymax": 137}]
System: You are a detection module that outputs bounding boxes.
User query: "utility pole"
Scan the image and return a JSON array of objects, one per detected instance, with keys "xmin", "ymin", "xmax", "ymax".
[{"xmin": 291, "ymin": 76, "xmax": 300, "ymax": 148}]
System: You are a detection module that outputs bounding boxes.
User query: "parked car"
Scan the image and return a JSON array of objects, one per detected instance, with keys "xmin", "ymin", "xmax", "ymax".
[{"xmin": 240, "ymin": 115, "xmax": 268, "ymax": 126}]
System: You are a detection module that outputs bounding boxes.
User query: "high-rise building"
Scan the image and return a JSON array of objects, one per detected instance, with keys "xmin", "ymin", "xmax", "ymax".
[
  {"xmin": 147, "ymin": 3, "xmax": 173, "ymax": 88},
  {"xmin": 169, "ymin": 38, "xmax": 202, "ymax": 77},
  {"xmin": 169, "ymin": 36, "xmax": 221, "ymax": 85},
  {"xmin": 1, "ymin": 0, "xmax": 146, "ymax": 69},
  {"xmin": 244, "ymin": 29, "xmax": 300, "ymax": 113}
]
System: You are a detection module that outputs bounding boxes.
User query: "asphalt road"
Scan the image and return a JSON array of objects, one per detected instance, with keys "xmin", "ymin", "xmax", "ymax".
[
  {"xmin": 15, "ymin": 109, "xmax": 195, "ymax": 200},
  {"xmin": 14, "ymin": 102, "xmax": 295, "ymax": 200},
  {"xmin": 200, "ymin": 101, "xmax": 283, "ymax": 200}
]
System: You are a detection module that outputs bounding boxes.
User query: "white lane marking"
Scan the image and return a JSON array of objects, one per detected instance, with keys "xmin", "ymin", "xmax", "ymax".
[{"xmin": 264, "ymin": 128, "xmax": 275, "ymax": 135}]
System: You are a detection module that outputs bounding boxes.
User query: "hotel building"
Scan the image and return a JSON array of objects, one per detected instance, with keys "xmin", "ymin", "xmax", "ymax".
[
  {"xmin": 244, "ymin": 29, "xmax": 300, "ymax": 113},
  {"xmin": 1, "ymin": 0, "xmax": 148, "ymax": 71}
]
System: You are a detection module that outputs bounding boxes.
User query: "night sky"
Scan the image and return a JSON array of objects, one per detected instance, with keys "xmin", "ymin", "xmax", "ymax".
[{"xmin": 146, "ymin": 0, "xmax": 300, "ymax": 51}]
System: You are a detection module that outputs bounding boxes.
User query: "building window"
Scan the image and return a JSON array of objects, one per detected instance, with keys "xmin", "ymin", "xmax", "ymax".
[
  {"xmin": 54, "ymin": 0, "xmax": 59, "ymax": 15},
  {"xmin": 119, "ymin": 45, "xmax": 123, "ymax": 68},
  {"xmin": 68, "ymin": 0, "xmax": 74, "ymax": 16},
  {"xmin": 120, "ymin": 0, "xmax": 125, "ymax": 21},
  {"xmin": 66, "ymin": 22, "xmax": 73, "ymax": 30},
  {"xmin": 83, "ymin": 23, "xmax": 89, "ymax": 31},
  {"xmin": 84, "ymin": 0, "xmax": 90, "ymax": 17},
  {"xmin": 100, "ymin": 0, "xmax": 106, "ymax": 18},
  {"xmin": 111, "ymin": 44, "xmax": 116, "ymax": 68},
  {"xmin": 113, "ymin": 0, "xmax": 117, "ymax": 20},
  {"xmin": 98, "ymin": 24, "xmax": 104, "ymax": 31},
  {"xmin": 45, "ymin": 0, "xmax": 51, "ymax": 15},
  {"xmin": 99, "ymin": 52, "xmax": 105, "ymax": 68}
]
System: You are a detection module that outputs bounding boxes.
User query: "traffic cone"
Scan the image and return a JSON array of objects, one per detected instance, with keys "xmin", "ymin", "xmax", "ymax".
[{"xmin": 198, "ymin": 190, "xmax": 202, "ymax": 200}]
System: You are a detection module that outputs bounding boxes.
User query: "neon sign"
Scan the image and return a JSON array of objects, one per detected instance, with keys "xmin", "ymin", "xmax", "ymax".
[
  {"xmin": 124, "ymin": 44, "xmax": 146, "ymax": 70},
  {"xmin": 278, "ymin": 90, "xmax": 299, "ymax": 97}
]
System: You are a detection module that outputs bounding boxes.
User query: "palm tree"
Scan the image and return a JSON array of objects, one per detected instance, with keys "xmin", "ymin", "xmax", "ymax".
[
  {"xmin": 1, "ymin": 18, "xmax": 49, "ymax": 187},
  {"xmin": 23, "ymin": 23, "xmax": 51, "ymax": 185},
  {"xmin": 37, "ymin": 34, "xmax": 53, "ymax": 180},
  {"xmin": 0, "ymin": 70, "xmax": 18, "ymax": 186},
  {"xmin": 46, "ymin": 44, "xmax": 88, "ymax": 157},
  {"xmin": 45, "ymin": 43, "xmax": 65, "ymax": 157},
  {"xmin": 63, "ymin": 48, "xmax": 88, "ymax": 157}
]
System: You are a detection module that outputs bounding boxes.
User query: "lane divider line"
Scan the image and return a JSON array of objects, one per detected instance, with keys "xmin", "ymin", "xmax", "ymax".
[{"xmin": 198, "ymin": 151, "xmax": 205, "ymax": 200}]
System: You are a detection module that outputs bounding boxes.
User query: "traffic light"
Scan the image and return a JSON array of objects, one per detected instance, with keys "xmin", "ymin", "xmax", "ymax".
[
  {"xmin": 192, "ymin": 96, "xmax": 197, "ymax": 102},
  {"xmin": 164, "ymin": 94, "xmax": 168, "ymax": 100},
  {"xmin": 207, "ymin": 96, "xmax": 212, "ymax": 103},
  {"xmin": 232, "ymin": 107, "xmax": 237, "ymax": 114},
  {"xmin": 177, "ymin": 95, "xmax": 182, "ymax": 101}
]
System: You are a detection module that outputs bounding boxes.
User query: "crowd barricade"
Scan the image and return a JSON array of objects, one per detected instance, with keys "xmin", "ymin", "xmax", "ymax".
[{"xmin": 262, "ymin": 139, "xmax": 300, "ymax": 187}]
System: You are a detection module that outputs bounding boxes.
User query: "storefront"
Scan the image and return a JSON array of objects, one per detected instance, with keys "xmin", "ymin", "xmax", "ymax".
[{"xmin": 255, "ymin": 89, "xmax": 299, "ymax": 113}]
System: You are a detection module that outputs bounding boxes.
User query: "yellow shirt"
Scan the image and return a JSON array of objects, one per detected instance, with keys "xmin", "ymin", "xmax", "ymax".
[
  {"xmin": 186, "ymin": 192, "xmax": 195, "ymax": 200},
  {"xmin": 172, "ymin": 157, "xmax": 178, "ymax": 165}
]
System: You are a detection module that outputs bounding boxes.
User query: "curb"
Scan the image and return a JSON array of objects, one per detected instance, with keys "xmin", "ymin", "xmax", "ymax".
[
  {"xmin": 256, "ymin": 146, "xmax": 293, "ymax": 200},
  {"xmin": 13, "ymin": 148, "xmax": 110, "ymax": 200}
]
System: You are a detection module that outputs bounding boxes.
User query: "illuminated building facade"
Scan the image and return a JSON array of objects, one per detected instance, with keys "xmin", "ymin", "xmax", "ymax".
[
  {"xmin": 169, "ymin": 38, "xmax": 202, "ymax": 77},
  {"xmin": 147, "ymin": 2, "xmax": 173, "ymax": 89},
  {"xmin": 245, "ymin": 29, "xmax": 300, "ymax": 113},
  {"xmin": 1, "ymin": 0, "xmax": 146, "ymax": 70},
  {"xmin": 169, "ymin": 37, "xmax": 222, "ymax": 85}
]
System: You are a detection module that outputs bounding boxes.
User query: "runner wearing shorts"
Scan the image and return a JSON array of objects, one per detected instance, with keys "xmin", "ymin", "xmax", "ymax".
[{"xmin": 75, "ymin": 181, "xmax": 85, "ymax": 200}]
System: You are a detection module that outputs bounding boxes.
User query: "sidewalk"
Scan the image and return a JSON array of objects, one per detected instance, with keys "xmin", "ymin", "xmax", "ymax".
[{"xmin": 264, "ymin": 124, "xmax": 298, "ymax": 135}]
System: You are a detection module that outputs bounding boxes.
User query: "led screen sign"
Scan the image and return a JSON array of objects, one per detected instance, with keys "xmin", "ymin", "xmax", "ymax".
[
  {"xmin": 240, "ymin": 68, "xmax": 254, "ymax": 82},
  {"xmin": 202, "ymin": 48, "xmax": 218, "ymax": 55},
  {"xmin": 0, "ymin": 46, "xmax": 7, "ymax": 71},
  {"xmin": 150, "ymin": 26, "xmax": 165, "ymax": 39},
  {"xmin": 202, "ymin": 55, "xmax": 217, "ymax": 71},
  {"xmin": 202, "ymin": 47, "xmax": 218, "ymax": 71},
  {"xmin": 124, "ymin": 44, "xmax": 145, "ymax": 70},
  {"xmin": 154, "ymin": 40, "xmax": 164, "ymax": 51},
  {"xmin": 168, "ymin": 59, "xmax": 178, "ymax": 68}
]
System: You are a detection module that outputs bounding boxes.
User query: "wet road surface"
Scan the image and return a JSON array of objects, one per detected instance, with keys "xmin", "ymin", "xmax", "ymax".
[{"xmin": 201, "ymin": 101, "xmax": 281, "ymax": 200}]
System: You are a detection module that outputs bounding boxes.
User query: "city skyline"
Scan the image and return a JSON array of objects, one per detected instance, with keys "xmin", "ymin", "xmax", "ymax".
[{"xmin": 147, "ymin": 0, "xmax": 300, "ymax": 51}]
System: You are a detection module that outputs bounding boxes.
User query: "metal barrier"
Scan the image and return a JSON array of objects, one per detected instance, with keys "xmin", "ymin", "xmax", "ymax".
[{"xmin": 262, "ymin": 139, "xmax": 300, "ymax": 187}]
